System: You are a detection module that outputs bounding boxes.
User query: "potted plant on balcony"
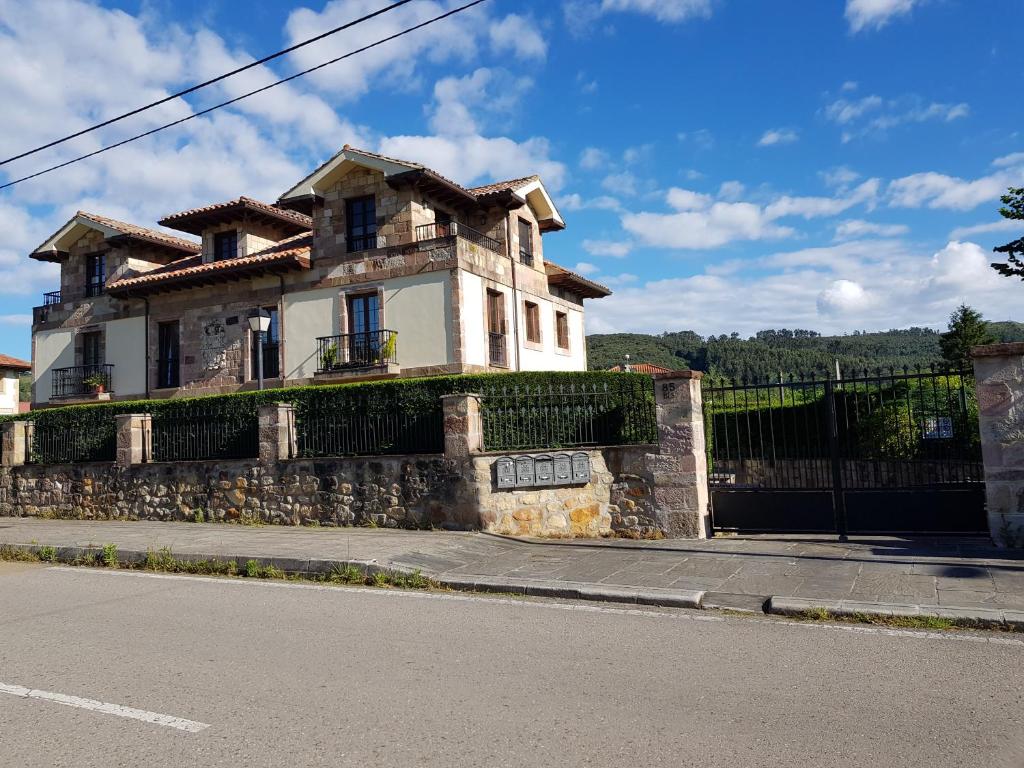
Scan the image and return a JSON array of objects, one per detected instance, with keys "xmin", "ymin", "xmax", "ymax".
[
  {"xmin": 377, "ymin": 333, "xmax": 397, "ymax": 366},
  {"xmin": 319, "ymin": 342, "xmax": 338, "ymax": 372},
  {"xmin": 83, "ymin": 373, "xmax": 107, "ymax": 394}
]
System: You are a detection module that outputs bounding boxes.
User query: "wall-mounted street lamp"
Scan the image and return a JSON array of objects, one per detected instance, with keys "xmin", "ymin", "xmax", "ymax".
[{"xmin": 248, "ymin": 308, "xmax": 271, "ymax": 391}]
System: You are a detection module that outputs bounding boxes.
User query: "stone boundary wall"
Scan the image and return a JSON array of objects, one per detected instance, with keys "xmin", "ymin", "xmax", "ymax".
[
  {"xmin": 0, "ymin": 372, "xmax": 711, "ymax": 539},
  {"xmin": 973, "ymin": 342, "xmax": 1024, "ymax": 547}
]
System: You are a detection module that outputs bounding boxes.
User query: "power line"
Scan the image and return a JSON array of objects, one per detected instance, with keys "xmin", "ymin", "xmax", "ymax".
[
  {"xmin": 0, "ymin": 0, "xmax": 416, "ymax": 168},
  {"xmin": 0, "ymin": 0, "xmax": 489, "ymax": 192}
]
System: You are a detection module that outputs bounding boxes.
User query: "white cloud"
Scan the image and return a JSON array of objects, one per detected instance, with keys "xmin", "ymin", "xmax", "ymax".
[
  {"xmin": 717, "ymin": 181, "xmax": 745, "ymax": 201},
  {"xmin": 845, "ymin": 0, "xmax": 921, "ymax": 33},
  {"xmin": 0, "ymin": 314, "xmax": 32, "ymax": 325},
  {"xmin": 574, "ymin": 261, "xmax": 601, "ymax": 275},
  {"xmin": 489, "ymin": 14, "xmax": 547, "ymax": 60},
  {"xmin": 763, "ymin": 179, "xmax": 880, "ymax": 219},
  {"xmin": 817, "ymin": 279, "xmax": 870, "ymax": 314},
  {"xmin": 757, "ymin": 128, "xmax": 799, "ymax": 147},
  {"xmin": 820, "ymin": 166, "xmax": 861, "ymax": 191},
  {"xmin": 579, "ymin": 147, "xmax": 609, "ymax": 170},
  {"xmin": 887, "ymin": 155, "xmax": 1024, "ymax": 211},
  {"xmin": 825, "ymin": 91, "xmax": 969, "ymax": 142},
  {"xmin": 949, "ymin": 219, "xmax": 1021, "ymax": 239},
  {"xmin": 667, "ymin": 188, "xmax": 713, "ymax": 211},
  {"xmin": 582, "ymin": 239, "xmax": 633, "ymax": 258},
  {"xmin": 586, "ymin": 238, "xmax": 1023, "ymax": 337},
  {"xmin": 599, "ymin": 0, "xmax": 713, "ymax": 23},
  {"xmin": 602, "ymin": 171, "xmax": 640, "ymax": 196},
  {"xmin": 427, "ymin": 68, "xmax": 532, "ymax": 136},
  {"xmin": 379, "ymin": 134, "xmax": 567, "ymax": 190},
  {"xmin": 677, "ymin": 129, "xmax": 715, "ymax": 151},
  {"xmin": 834, "ymin": 219, "xmax": 910, "ymax": 240},
  {"xmin": 557, "ymin": 194, "xmax": 622, "ymax": 212},
  {"xmin": 841, "ymin": 80, "xmax": 859, "ymax": 92}
]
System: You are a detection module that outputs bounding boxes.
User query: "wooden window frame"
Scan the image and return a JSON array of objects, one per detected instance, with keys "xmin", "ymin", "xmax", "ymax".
[
  {"xmin": 524, "ymin": 300, "xmax": 541, "ymax": 344},
  {"xmin": 555, "ymin": 311, "xmax": 570, "ymax": 351},
  {"xmin": 517, "ymin": 217, "xmax": 534, "ymax": 267}
]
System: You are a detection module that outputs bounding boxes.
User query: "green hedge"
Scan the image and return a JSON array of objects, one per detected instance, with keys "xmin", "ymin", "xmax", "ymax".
[{"xmin": 4, "ymin": 371, "xmax": 656, "ymax": 463}]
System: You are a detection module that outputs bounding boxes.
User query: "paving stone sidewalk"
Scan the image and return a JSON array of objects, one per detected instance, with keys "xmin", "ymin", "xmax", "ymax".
[{"xmin": 3, "ymin": 518, "xmax": 1024, "ymax": 615}]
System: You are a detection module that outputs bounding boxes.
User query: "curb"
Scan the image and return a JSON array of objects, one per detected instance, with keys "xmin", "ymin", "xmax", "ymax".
[
  {"xmin": 768, "ymin": 595, "xmax": 1024, "ymax": 630},
  {"xmin": 2, "ymin": 543, "xmax": 705, "ymax": 609}
]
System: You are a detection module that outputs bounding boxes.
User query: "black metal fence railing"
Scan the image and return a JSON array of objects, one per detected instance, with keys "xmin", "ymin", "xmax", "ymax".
[
  {"xmin": 488, "ymin": 332, "xmax": 507, "ymax": 367},
  {"xmin": 296, "ymin": 394, "xmax": 444, "ymax": 458},
  {"xmin": 347, "ymin": 233, "xmax": 383, "ymax": 252},
  {"xmin": 519, "ymin": 247, "xmax": 534, "ymax": 267},
  {"xmin": 316, "ymin": 330, "xmax": 397, "ymax": 372},
  {"xmin": 42, "ymin": 290, "xmax": 62, "ymax": 306},
  {"xmin": 480, "ymin": 380, "xmax": 658, "ymax": 452},
  {"xmin": 52, "ymin": 364, "xmax": 114, "ymax": 398},
  {"xmin": 414, "ymin": 221, "xmax": 503, "ymax": 254},
  {"xmin": 31, "ymin": 422, "xmax": 116, "ymax": 464},
  {"xmin": 151, "ymin": 407, "xmax": 259, "ymax": 462}
]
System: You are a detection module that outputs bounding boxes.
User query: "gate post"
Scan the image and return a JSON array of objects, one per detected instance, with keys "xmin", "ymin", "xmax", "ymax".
[
  {"xmin": 650, "ymin": 372, "xmax": 711, "ymax": 538},
  {"xmin": 971, "ymin": 343, "xmax": 1024, "ymax": 547},
  {"xmin": 0, "ymin": 421, "xmax": 30, "ymax": 467},
  {"xmin": 825, "ymin": 379, "xmax": 849, "ymax": 540},
  {"xmin": 258, "ymin": 403, "xmax": 296, "ymax": 463},
  {"xmin": 115, "ymin": 414, "xmax": 152, "ymax": 468}
]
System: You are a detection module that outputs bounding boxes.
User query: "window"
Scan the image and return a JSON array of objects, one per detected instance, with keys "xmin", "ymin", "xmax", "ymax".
[
  {"xmin": 250, "ymin": 307, "xmax": 280, "ymax": 380},
  {"xmin": 347, "ymin": 293, "xmax": 381, "ymax": 366},
  {"xmin": 85, "ymin": 253, "xmax": 105, "ymax": 297},
  {"xmin": 81, "ymin": 331, "xmax": 102, "ymax": 367},
  {"xmin": 524, "ymin": 301, "xmax": 541, "ymax": 344},
  {"xmin": 556, "ymin": 311, "xmax": 570, "ymax": 350},
  {"xmin": 518, "ymin": 218, "xmax": 534, "ymax": 267},
  {"xmin": 487, "ymin": 289, "xmax": 507, "ymax": 367},
  {"xmin": 435, "ymin": 209, "xmax": 452, "ymax": 238},
  {"xmin": 213, "ymin": 231, "xmax": 237, "ymax": 262},
  {"xmin": 346, "ymin": 196, "xmax": 378, "ymax": 252},
  {"xmin": 156, "ymin": 321, "xmax": 180, "ymax": 389}
]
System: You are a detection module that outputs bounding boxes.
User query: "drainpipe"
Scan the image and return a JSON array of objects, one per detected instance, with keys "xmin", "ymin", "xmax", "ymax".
[{"xmin": 504, "ymin": 214, "xmax": 521, "ymax": 371}]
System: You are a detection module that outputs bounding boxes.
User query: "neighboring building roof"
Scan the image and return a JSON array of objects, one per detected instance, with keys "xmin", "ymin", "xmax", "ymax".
[
  {"xmin": 159, "ymin": 196, "xmax": 313, "ymax": 236},
  {"xmin": 18, "ymin": 402, "xmax": 30, "ymax": 414},
  {"xmin": 277, "ymin": 145, "xmax": 565, "ymax": 231},
  {"xmin": 107, "ymin": 234, "xmax": 312, "ymax": 296},
  {"xmin": 0, "ymin": 354, "xmax": 31, "ymax": 372},
  {"xmin": 544, "ymin": 261, "xmax": 612, "ymax": 299},
  {"xmin": 608, "ymin": 362, "xmax": 678, "ymax": 374},
  {"xmin": 30, "ymin": 211, "xmax": 201, "ymax": 262}
]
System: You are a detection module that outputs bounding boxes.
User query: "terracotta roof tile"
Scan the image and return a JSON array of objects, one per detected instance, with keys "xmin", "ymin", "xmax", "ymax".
[
  {"xmin": 467, "ymin": 175, "xmax": 539, "ymax": 197},
  {"xmin": 0, "ymin": 354, "xmax": 31, "ymax": 371},
  {"xmin": 77, "ymin": 211, "xmax": 201, "ymax": 253},
  {"xmin": 159, "ymin": 196, "xmax": 312, "ymax": 232},
  {"xmin": 544, "ymin": 260, "xmax": 612, "ymax": 298},
  {"xmin": 107, "ymin": 233, "xmax": 312, "ymax": 293}
]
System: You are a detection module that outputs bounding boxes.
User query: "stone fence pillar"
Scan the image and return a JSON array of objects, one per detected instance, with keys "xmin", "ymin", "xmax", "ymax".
[
  {"xmin": 1, "ymin": 421, "xmax": 31, "ymax": 467},
  {"xmin": 115, "ymin": 414, "xmax": 152, "ymax": 467},
  {"xmin": 648, "ymin": 372, "xmax": 710, "ymax": 538},
  {"xmin": 259, "ymin": 403, "xmax": 297, "ymax": 463},
  {"xmin": 442, "ymin": 393, "xmax": 483, "ymax": 459},
  {"xmin": 972, "ymin": 342, "xmax": 1024, "ymax": 548}
]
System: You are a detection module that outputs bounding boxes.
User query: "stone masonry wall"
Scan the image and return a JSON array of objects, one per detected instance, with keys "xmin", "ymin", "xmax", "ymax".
[{"xmin": 0, "ymin": 456, "xmax": 465, "ymax": 529}]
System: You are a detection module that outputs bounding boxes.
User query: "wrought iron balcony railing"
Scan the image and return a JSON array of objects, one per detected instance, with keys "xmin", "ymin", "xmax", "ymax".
[
  {"xmin": 316, "ymin": 330, "xmax": 397, "ymax": 373},
  {"xmin": 42, "ymin": 290, "xmax": 62, "ymax": 306},
  {"xmin": 415, "ymin": 221, "xmax": 502, "ymax": 254},
  {"xmin": 52, "ymin": 363, "xmax": 114, "ymax": 398}
]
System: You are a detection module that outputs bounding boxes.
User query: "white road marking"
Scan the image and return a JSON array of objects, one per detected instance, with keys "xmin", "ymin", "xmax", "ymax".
[
  {"xmin": 0, "ymin": 682, "xmax": 210, "ymax": 733},
  {"xmin": 46, "ymin": 566, "xmax": 1024, "ymax": 646}
]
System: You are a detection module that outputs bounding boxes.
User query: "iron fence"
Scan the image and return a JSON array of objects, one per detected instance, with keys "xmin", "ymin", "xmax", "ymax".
[
  {"xmin": 42, "ymin": 290, "xmax": 62, "ymax": 306},
  {"xmin": 480, "ymin": 380, "xmax": 658, "ymax": 452},
  {"xmin": 296, "ymin": 393, "xmax": 443, "ymax": 458},
  {"xmin": 151, "ymin": 407, "xmax": 258, "ymax": 461},
  {"xmin": 316, "ymin": 330, "xmax": 397, "ymax": 372},
  {"xmin": 52, "ymin": 364, "xmax": 113, "ymax": 398},
  {"xmin": 414, "ymin": 221, "xmax": 503, "ymax": 254},
  {"xmin": 31, "ymin": 421, "xmax": 116, "ymax": 464}
]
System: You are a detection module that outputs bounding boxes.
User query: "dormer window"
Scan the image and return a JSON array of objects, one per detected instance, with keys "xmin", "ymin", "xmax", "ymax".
[
  {"xmin": 85, "ymin": 253, "xmax": 105, "ymax": 297},
  {"xmin": 213, "ymin": 230, "xmax": 238, "ymax": 261}
]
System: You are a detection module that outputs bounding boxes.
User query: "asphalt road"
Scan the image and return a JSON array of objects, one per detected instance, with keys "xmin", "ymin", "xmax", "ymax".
[{"xmin": 1, "ymin": 562, "xmax": 1022, "ymax": 768}]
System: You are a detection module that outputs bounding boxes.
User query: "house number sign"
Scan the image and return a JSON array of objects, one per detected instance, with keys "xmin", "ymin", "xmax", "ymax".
[{"xmin": 494, "ymin": 453, "xmax": 591, "ymax": 489}]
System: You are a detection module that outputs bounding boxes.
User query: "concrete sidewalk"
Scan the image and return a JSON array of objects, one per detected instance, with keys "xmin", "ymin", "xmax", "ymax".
[{"xmin": 2, "ymin": 518, "xmax": 1024, "ymax": 622}]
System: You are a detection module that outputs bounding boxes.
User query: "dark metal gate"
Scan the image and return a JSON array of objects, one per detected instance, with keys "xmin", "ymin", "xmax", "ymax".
[{"xmin": 702, "ymin": 365, "xmax": 986, "ymax": 535}]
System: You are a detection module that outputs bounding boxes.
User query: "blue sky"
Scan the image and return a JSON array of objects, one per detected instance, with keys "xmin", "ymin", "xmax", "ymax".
[{"xmin": 1, "ymin": 0, "xmax": 1022, "ymax": 361}]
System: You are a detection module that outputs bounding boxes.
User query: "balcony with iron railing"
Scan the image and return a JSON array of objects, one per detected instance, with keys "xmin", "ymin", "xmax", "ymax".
[
  {"xmin": 415, "ymin": 221, "xmax": 503, "ymax": 255},
  {"xmin": 42, "ymin": 290, "xmax": 62, "ymax": 306},
  {"xmin": 316, "ymin": 330, "xmax": 398, "ymax": 374},
  {"xmin": 52, "ymin": 363, "xmax": 114, "ymax": 400}
]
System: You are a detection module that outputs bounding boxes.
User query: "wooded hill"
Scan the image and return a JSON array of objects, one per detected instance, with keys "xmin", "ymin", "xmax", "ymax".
[{"xmin": 587, "ymin": 322, "xmax": 1024, "ymax": 381}]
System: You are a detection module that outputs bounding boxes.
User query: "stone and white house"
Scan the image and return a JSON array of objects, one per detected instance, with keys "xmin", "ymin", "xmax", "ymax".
[
  {"xmin": 28, "ymin": 146, "xmax": 609, "ymax": 406},
  {"xmin": 0, "ymin": 354, "xmax": 30, "ymax": 415}
]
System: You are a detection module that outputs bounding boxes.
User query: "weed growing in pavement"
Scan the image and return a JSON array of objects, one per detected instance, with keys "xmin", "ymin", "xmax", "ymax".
[
  {"xmin": 795, "ymin": 609, "xmax": 969, "ymax": 632},
  {"xmin": 101, "ymin": 543, "xmax": 118, "ymax": 567},
  {"xmin": 0, "ymin": 544, "xmax": 39, "ymax": 562},
  {"xmin": 192, "ymin": 509, "xmax": 206, "ymax": 524},
  {"xmin": 372, "ymin": 571, "xmax": 389, "ymax": 587},
  {"xmin": 38, "ymin": 546, "xmax": 57, "ymax": 562}
]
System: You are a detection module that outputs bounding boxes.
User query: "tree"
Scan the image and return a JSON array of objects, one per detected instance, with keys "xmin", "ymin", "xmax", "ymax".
[
  {"xmin": 939, "ymin": 305, "xmax": 994, "ymax": 367},
  {"xmin": 992, "ymin": 187, "xmax": 1024, "ymax": 280}
]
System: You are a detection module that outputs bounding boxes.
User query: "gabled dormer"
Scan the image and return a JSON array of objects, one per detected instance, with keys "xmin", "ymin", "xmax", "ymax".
[
  {"xmin": 159, "ymin": 197, "xmax": 312, "ymax": 265},
  {"xmin": 30, "ymin": 211, "xmax": 201, "ymax": 304}
]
